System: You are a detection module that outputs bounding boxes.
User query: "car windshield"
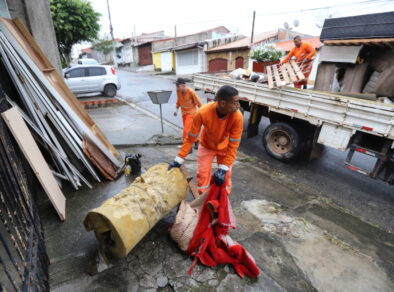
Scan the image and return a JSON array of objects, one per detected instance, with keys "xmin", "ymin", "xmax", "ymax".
[{"xmin": 81, "ymin": 59, "xmax": 98, "ymax": 65}]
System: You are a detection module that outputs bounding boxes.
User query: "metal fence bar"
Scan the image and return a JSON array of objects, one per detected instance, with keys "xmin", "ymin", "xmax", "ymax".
[{"xmin": 0, "ymin": 90, "xmax": 49, "ymax": 291}]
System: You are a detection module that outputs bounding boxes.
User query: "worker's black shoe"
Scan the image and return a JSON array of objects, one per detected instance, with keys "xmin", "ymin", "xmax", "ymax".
[{"xmin": 194, "ymin": 142, "xmax": 199, "ymax": 150}]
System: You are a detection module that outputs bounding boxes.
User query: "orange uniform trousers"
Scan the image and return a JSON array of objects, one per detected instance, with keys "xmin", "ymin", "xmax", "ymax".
[
  {"xmin": 196, "ymin": 144, "xmax": 232, "ymax": 194},
  {"xmin": 182, "ymin": 114, "xmax": 194, "ymax": 141}
]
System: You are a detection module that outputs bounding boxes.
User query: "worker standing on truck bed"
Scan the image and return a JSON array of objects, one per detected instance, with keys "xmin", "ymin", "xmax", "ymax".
[
  {"xmin": 168, "ymin": 85, "xmax": 243, "ymax": 194},
  {"xmin": 281, "ymin": 36, "xmax": 316, "ymax": 89},
  {"xmin": 174, "ymin": 78, "xmax": 202, "ymax": 151}
]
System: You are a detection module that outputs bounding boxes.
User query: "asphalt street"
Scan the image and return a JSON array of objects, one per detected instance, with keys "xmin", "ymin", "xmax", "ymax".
[{"xmin": 116, "ymin": 69, "xmax": 393, "ymax": 232}]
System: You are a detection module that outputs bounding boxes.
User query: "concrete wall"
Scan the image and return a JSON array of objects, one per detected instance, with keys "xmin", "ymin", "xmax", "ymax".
[
  {"xmin": 152, "ymin": 52, "xmax": 161, "ymax": 70},
  {"xmin": 152, "ymin": 27, "xmax": 230, "ymax": 52},
  {"xmin": 206, "ymin": 49, "xmax": 250, "ymax": 71},
  {"xmin": 5, "ymin": 0, "xmax": 62, "ymax": 71}
]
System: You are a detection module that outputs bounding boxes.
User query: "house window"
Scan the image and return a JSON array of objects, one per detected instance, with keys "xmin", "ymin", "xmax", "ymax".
[{"xmin": 177, "ymin": 49, "xmax": 199, "ymax": 66}]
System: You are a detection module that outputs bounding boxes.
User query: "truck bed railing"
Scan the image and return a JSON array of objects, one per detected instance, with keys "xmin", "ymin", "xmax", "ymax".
[{"xmin": 193, "ymin": 74, "xmax": 394, "ymax": 141}]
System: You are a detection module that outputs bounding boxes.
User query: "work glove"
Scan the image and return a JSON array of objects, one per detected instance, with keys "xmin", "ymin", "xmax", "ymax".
[
  {"xmin": 168, "ymin": 156, "xmax": 184, "ymax": 170},
  {"xmin": 213, "ymin": 168, "xmax": 227, "ymax": 186}
]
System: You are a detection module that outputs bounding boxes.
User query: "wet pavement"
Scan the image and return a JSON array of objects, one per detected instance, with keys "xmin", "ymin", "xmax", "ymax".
[
  {"xmin": 116, "ymin": 70, "xmax": 394, "ymax": 233},
  {"xmin": 38, "ymin": 70, "xmax": 394, "ymax": 291},
  {"xmin": 40, "ymin": 144, "xmax": 394, "ymax": 292}
]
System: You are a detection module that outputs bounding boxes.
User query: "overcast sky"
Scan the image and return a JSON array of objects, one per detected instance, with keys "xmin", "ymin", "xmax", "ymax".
[{"xmin": 89, "ymin": 0, "xmax": 393, "ymax": 39}]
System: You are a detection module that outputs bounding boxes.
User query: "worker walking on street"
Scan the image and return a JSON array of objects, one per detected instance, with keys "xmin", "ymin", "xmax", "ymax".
[
  {"xmin": 168, "ymin": 85, "xmax": 243, "ymax": 194},
  {"xmin": 174, "ymin": 78, "xmax": 202, "ymax": 148},
  {"xmin": 281, "ymin": 36, "xmax": 316, "ymax": 89}
]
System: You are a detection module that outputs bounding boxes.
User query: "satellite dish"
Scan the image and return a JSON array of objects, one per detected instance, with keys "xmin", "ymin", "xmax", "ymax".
[
  {"xmin": 284, "ymin": 22, "xmax": 289, "ymax": 29},
  {"xmin": 314, "ymin": 8, "xmax": 339, "ymax": 28},
  {"xmin": 293, "ymin": 20, "xmax": 299, "ymax": 27}
]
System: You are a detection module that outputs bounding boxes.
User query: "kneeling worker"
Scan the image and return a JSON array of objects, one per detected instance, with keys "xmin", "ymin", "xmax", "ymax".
[{"xmin": 168, "ymin": 85, "xmax": 243, "ymax": 194}]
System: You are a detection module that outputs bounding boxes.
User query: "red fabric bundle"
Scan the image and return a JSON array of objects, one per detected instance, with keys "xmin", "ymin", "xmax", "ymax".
[{"xmin": 186, "ymin": 183, "xmax": 260, "ymax": 278}]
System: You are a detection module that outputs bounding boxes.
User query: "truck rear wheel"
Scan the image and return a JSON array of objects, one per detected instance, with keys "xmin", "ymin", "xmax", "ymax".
[{"xmin": 263, "ymin": 122, "xmax": 301, "ymax": 162}]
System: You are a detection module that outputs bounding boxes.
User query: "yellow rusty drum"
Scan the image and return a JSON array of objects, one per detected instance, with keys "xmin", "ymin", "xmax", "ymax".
[{"xmin": 83, "ymin": 163, "xmax": 188, "ymax": 259}]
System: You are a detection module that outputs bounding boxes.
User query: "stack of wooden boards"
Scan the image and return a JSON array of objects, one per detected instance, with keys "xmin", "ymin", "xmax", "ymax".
[
  {"xmin": 0, "ymin": 18, "xmax": 124, "ymax": 220},
  {"xmin": 266, "ymin": 60, "xmax": 306, "ymax": 88}
]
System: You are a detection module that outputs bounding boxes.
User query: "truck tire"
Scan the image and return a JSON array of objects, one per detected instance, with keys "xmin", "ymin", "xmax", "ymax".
[
  {"xmin": 263, "ymin": 122, "xmax": 301, "ymax": 162},
  {"xmin": 104, "ymin": 84, "xmax": 117, "ymax": 97}
]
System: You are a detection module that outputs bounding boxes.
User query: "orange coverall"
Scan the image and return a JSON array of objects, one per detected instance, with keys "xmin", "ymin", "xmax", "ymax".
[
  {"xmin": 178, "ymin": 102, "xmax": 243, "ymax": 194},
  {"xmin": 176, "ymin": 87, "xmax": 202, "ymax": 141},
  {"xmin": 281, "ymin": 42, "xmax": 316, "ymax": 88}
]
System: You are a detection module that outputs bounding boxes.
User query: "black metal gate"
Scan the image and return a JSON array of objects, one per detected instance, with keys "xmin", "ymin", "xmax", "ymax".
[{"xmin": 0, "ymin": 88, "xmax": 49, "ymax": 291}]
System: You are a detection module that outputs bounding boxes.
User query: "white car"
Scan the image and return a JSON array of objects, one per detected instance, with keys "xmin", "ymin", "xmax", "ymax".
[
  {"xmin": 64, "ymin": 65, "xmax": 121, "ymax": 97},
  {"xmin": 77, "ymin": 58, "xmax": 99, "ymax": 65}
]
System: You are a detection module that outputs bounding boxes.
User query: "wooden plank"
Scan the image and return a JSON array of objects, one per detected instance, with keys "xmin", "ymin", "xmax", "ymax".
[
  {"xmin": 2, "ymin": 107, "xmax": 66, "ymax": 220},
  {"xmin": 180, "ymin": 165, "xmax": 199, "ymax": 198},
  {"xmin": 266, "ymin": 66, "xmax": 274, "ymax": 89},
  {"xmin": 285, "ymin": 62, "xmax": 297, "ymax": 82},
  {"xmin": 290, "ymin": 60, "xmax": 305, "ymax": 80},
  {"xmin": 280, "ymin": 64, "xmax": 291, "ymax": 84},
  {"xmin": 324, "ymin": 38, "xmax": 394, "ymax": 46},
  {"xmin": 272, "ymin": 65, "xmax": 282, "ymax": 87}
]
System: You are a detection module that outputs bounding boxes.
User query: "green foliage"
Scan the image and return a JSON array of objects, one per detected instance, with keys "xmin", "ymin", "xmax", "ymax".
[
  {"xmin": 50, "ymin": 0, "xmax": 100, "ymax": 66},
  {"xmin": 92, "ymin": 36, "xmax": 114, "ymax": 56},
  {"xmin": 251, "ymin": 45, "xmax": 284, "ymax": 62}
]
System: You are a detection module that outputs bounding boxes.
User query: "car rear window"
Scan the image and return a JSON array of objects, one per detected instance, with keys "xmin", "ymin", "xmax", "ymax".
[
  {"xmin": 88, "ymin": 67, "xmax": 106, "ymax": 76},
  {"xmin": 68, "ymin": 68, "xmax": 86, "ymax": 78}
]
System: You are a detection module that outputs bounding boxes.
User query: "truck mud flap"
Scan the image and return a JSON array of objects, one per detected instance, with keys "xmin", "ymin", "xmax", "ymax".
[{"xmin": 247, "ymin": 104, "xmax": 266, "ymax": 138}]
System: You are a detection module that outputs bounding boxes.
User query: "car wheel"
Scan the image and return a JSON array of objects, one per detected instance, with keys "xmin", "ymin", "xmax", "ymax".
[
  {"xmin": 262, "ymin": 122, "xmax": 301, "ymax": 162},
  {"xmin": 104, "ymin": 84, "xmax": 117, "ymax": 97}
]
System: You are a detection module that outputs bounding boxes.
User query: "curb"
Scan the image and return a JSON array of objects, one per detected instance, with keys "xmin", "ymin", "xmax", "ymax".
[{"xmin": 80, "ymin": 98, "xmax": 123, "ymax": 109}]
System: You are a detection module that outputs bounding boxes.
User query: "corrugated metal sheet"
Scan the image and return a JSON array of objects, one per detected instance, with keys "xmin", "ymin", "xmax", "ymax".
[
  {"xmin": 138, "ymin": 43, "xmax": 153, "ymax": 66},
  {"xmin": 319, "ymin": 45, "xmax": 363, "ymax": 63}
]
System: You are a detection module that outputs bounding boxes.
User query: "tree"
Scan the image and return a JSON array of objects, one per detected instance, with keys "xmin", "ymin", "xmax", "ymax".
[
  {"xmin": 92, "ymin": 36, "xmax": 114, "ymax": 56},
  {"xmin": 50, "ymin": 0, "xmax": 100, "ymax": 66}
]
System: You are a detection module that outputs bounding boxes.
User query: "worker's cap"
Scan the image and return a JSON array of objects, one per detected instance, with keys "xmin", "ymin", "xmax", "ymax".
[{"xmin": 175, "ymin": 77, "xmax": 186, "ymax": 85}]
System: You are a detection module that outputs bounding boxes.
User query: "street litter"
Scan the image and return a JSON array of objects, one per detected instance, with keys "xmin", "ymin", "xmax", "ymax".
[
  {"xmin": 0, "ymin": 18, "xmax": 123, "ymax": 219},
  {"xmin": 170, "ymin": 183, "xmax": 260, "ymax": 278},
  {"xmin": 84, "ymin": 163, "xmax": 188, "ymax": 260}
]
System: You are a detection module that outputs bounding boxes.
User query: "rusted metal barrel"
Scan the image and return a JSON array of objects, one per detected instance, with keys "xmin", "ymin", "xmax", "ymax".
[{"xmin": 83, "ymin": 163, "xmax": 188, "ymax": 259}]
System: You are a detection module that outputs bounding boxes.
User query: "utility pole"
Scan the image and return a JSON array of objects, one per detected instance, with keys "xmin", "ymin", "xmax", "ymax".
[
  {"xmin": 106, "ymin": 0, "xmax": 118, "ymax": 68},
  {"xmin": 250, "ymin": 11, "xmax": 256, "ymax": 45},
  {"xmin": 174, "ymin": 25, "xmax": 177, "ymax": 46}
]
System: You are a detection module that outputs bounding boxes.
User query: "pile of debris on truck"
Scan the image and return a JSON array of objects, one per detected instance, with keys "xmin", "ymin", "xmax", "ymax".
[{"xmin": 316, "ymin": 11, "xmax": 394, "ymax": 104}]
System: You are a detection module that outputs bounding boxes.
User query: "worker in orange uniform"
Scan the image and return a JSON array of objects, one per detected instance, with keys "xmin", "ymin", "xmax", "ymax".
[
  {"xmin": 281, "ymin": 36, "xmax": 316, "ymax": 89},
  {"xmin": 174, "ymin": 78, "xmax": 202, "ymax": 150},
  {"xmin": 168, "ymin": 85, "xmax": 243, "ymax": 194}
]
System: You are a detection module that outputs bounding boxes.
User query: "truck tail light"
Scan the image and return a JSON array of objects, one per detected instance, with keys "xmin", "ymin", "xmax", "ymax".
[{"xmin": 111, "ymin": 67, "xmax": 116, "ymax": 75}]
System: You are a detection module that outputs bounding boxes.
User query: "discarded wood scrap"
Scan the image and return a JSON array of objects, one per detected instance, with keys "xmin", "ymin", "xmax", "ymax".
[
  {"xmin": 266, "ymin": 60, "xmax": 307, "ymax": 88},
  {"xmin": 84, "ymin": 163, "xmax": 189, "ymax": 260}
]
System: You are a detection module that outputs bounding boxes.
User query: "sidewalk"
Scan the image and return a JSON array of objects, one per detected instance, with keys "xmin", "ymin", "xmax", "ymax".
[{"xmin": 87, "ymin": 102, "xmax": 182, "ymax": 146}]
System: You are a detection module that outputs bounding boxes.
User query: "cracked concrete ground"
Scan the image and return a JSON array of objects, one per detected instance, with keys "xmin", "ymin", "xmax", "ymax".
[{"xmin": 38, "ymin": 145, "xmax": 394, "ymax": 292}]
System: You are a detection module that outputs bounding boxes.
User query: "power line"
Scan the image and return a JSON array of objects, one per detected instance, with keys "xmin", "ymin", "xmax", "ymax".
[{"xmin": 177, "ymin": 0, "xmax": 392, "ymax": 26}]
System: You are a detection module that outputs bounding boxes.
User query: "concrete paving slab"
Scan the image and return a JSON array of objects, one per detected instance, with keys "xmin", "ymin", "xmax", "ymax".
[
  {"xmin": 87, "ymin": 104, "xmax": 181, "ymax": 146},
  {"xmin": 38, "ymin": 145, "xmax": 394, "ymax": 292}
]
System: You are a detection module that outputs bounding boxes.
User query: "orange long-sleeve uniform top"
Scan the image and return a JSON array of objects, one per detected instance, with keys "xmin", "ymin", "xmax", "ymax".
[
  {"xmin": 281, "ymin": 42, "xmax": 316, "ymax": 64},
  {"xmin": 178, "ymin": 102, "xmax": 244, "ymax": 167},
  {"xmin": 176, "ymin": 87, "xmax": 202, "ymax": 116}
]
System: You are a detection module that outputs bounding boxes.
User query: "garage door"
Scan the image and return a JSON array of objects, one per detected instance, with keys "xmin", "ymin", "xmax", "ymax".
[
  {"xmin": 209, "ymin": 58, "xmax": 228, "ymax": 72},
  {"xmin": 161, "ymin": 52, "xmax": 172, "ymax": 72},
  {"xmin": 235, "ymin": 56, "xmax": 244, "ymax": 69}
]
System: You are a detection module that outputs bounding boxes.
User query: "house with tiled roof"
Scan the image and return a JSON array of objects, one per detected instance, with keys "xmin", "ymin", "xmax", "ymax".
[{"xmin": 205, "ymin": 29, "xmax": 312, "ymax": 72}]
